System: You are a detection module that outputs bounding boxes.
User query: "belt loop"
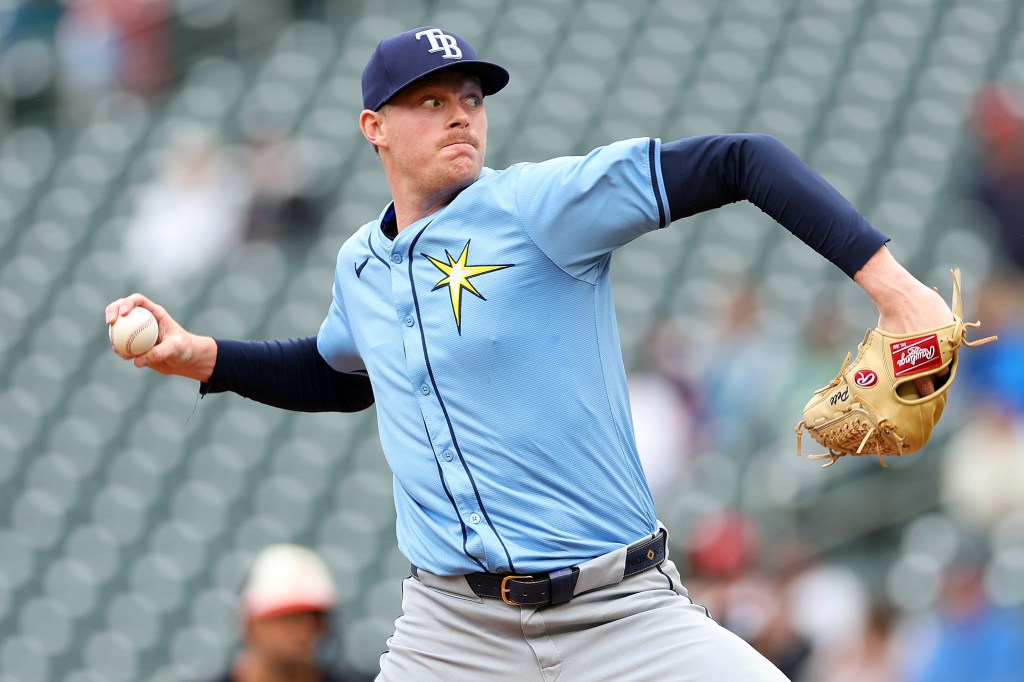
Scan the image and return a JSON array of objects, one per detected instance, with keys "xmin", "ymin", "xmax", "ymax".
[{"xmin": 548, "ymin": 567, "xmax": 578, "ymax": 606}]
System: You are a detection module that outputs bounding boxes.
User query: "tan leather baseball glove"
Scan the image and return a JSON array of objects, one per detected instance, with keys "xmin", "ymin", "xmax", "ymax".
[{"xmin": 795, "ymin": 268, "xmax": 997, "ymax": 468}]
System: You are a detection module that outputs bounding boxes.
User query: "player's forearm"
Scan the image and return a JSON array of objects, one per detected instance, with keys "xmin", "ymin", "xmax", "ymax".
[
  {"xmin": 660, "ymin": 134, "xmax": 889, "ymax": 278},
  {"xmin": 201, "ymin": 336, "xmax": 375, "ymax": 412}
]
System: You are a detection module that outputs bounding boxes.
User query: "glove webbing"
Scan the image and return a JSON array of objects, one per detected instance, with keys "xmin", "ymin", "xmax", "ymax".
[{"xmin": 797, "ymin": 402, "xmax": 904, "ymax": 468}]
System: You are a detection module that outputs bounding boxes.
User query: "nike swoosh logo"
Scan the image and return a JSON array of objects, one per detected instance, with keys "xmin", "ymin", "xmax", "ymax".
[{"xmin": 355, "ymin": 257, "xmax": 369, "ymax": 278}]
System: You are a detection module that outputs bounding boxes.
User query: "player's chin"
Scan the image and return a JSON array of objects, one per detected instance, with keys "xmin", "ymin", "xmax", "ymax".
[{"xmin": 441, "ymin": 156, "xmax": 483, "ymax": 186}]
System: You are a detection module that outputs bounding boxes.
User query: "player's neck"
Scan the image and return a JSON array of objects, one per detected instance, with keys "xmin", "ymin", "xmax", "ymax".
[
  {"xmin": 390, "ymin": 196, "xmax": 454, "ymax": 232},
  {"xmin": 389, "ymin": 180, "xmax": 470, "ymax": 233},
  {"xmin": 234, "ymin": 652, "xmax": 322, "ymax": 682}
]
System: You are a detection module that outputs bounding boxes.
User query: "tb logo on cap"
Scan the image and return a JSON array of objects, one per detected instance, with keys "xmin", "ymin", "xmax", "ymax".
[{"xmin": 415, "ymin": 28, "xmax": 463, "ymax": 59}]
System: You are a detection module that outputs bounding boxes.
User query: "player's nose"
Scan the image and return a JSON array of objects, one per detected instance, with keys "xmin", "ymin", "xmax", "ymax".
[
  {"xmin": 448, "ymin": 109, "xmax": 470, "ymax": 128},
  {"xmin": 447, "ymin": 101, "xmax": 472, "ymax": 127}
]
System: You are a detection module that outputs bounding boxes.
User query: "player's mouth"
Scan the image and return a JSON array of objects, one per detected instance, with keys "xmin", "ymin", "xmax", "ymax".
[{"xmin": 442, "ymin": 137, "xmax": 477, "ymax": 150}]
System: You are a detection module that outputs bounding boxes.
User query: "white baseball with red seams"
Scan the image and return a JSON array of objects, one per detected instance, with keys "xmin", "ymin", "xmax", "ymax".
[{"xmin": 109, "ymin": 307, "xmax": 159, "ymax": 359}]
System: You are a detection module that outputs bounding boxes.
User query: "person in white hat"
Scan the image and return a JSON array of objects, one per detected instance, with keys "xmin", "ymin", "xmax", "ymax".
[{"xmin": 201, "ymin": 544, "xmax": 371, "ymax": 682}]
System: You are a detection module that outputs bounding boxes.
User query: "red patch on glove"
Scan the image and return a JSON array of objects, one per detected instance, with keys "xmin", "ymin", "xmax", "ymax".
[{"xmin": 890, "ymin": 334, "xmax": 941, "ymax": 377}]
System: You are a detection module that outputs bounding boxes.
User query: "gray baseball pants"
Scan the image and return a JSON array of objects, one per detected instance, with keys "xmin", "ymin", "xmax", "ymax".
[{"xmin": 375, "ymin": 528, "xmax": 788, "ymax": 681}]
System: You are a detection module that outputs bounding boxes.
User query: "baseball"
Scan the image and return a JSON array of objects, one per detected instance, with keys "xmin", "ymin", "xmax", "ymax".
[{"xmin": 109, "ymin": 306, "xmax": 159, "ymax": 359}]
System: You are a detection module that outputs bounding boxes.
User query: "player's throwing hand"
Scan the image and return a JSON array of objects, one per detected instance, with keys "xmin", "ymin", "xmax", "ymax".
[{"xmin": 104, "ymin": 293, "xmax": 217, "ymax": 380}]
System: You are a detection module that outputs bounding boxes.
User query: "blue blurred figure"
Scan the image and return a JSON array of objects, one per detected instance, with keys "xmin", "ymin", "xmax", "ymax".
[
  {"xmin": 957, "ymin": 274, "xmax": 1024, "ymax": 419},
  {"xmin": 903, "ymin": 558, "xmax": 1024, "ymax": 682}
]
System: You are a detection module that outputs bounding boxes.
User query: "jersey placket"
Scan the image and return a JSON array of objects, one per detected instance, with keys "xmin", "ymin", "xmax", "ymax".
[{"xmin": 387, "ymin": 226, "xmax": 510, "ymax": 573}]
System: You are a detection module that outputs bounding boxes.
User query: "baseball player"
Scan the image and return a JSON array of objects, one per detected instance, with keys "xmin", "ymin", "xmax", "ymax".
[
  {"xmin": 201, "ymin": 544, "xmax": 371, "ymax": 682},
  {"xmin": 107, "ymin": 26, "xmax": 955, "ymax": 681}
]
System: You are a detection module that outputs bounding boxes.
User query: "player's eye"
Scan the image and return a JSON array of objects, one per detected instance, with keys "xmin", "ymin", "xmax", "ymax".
[
  {"xmin": 421, "ymin": 97, "xmax": 442, "ymax": 109},
  {"xmin": 464, "ymin": 95, "xmax": 482, "ymax": 108}
]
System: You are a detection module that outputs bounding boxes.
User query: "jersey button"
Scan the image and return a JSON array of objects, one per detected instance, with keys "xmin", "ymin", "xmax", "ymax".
[
  {"xmin": 442, "ymin": 450, "xmax": 454, "ymax": 462},
  {"xmin": 391, "ymin": 253, "xmax": 402, "ymax": 264},
  {"xmin": 468, "ymin": 513, "xmax": 481, "ymax": 524},
  {"xmin": 404, "ymin": 316, "xmax": 415, "ymax": 327},
  {"xmin": 420, "ymin": 385, "xmax": 430, "ymax": 395}
]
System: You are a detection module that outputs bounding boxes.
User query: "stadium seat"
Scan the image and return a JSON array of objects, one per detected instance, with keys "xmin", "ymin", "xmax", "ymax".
[
  {"xmin": 18, "ymin": 596, "xmax": 73, "ymax": 656},
  {"xmin": 43, "ymin": 558, "xmax": 99, "ymax": 619},
  {"xmin": 81, "ymin": 630, "xmax": 138, "ymax": 682},
  {"xmin": 0, "ymin": 635, "xmax": 49, "ymax": 682}
]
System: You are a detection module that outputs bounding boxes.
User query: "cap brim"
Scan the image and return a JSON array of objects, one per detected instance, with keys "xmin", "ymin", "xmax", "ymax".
[
  {"xmin": 374, "ymin": 60, "xmax": 510, "ymax": 110},
  {"xmin": 247, "ymin": 602, "xmax": 332, "ymax": 621}
]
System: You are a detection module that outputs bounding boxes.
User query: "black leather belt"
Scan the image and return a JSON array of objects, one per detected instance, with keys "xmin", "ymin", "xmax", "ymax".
[{"xmin": 418, "ymin": 530, "xmax": 667, "ymax": 608}]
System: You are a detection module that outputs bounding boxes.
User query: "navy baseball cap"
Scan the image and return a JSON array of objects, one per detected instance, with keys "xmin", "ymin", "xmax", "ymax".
[{"xmin": 361, "ymin": 27, "xmax": 510, "ymax": 111}]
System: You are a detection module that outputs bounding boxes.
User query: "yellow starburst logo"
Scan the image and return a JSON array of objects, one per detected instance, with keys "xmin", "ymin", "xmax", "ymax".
[{"xmin": 423, "ymin": 241, "xmax": 514, "ymax": 334}]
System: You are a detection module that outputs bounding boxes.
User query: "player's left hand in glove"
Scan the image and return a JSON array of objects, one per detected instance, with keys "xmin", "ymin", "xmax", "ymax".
[{"xmin": 795, "ymin": 268, "xmax": 997, "ymax": 468}]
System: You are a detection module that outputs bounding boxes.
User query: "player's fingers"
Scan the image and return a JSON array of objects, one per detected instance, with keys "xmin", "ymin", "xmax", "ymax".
[
  {"xmin": 133, "ymin": 331, "xmax": 184, "ymax": 369},
  {"xmin": 115, "ymin": 292, "xmax": 161, "ymax": 318},
  {"xmin": 117, "ymin": 293, "xmax": 145, "ymax": 317},
  {"xmin": 107, "ymin": 293, "xmax": 174, "ymax": 328},
  {"xmin": 914, "ymin": 376, "xmax": 935, "ymax": 397},
  {"xmin": 133, "ymin": 345, "xmax": 166, "ymax": 369},
  {"xmin": 105, "ymin": 293, "xmax": 148, "ymax": 322},
  {"xmin": 134, "ymin": 334, "xmax": 170, "ymax": 366},
  {"xmin": 913, "ymin": 367, "xmax": 950, "ymax": 398},
  {"xmin": 104, "ymin": 298, "xmax": 127, "ymax": 324},
  {"xmin": 149, "ymin": 302, "xmax": 174, "ymax": 329}
]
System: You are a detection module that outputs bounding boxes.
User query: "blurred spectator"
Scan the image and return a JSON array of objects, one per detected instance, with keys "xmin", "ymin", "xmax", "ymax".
[
  {"xmin": 782, "ymin": 549, "xmax": 869, "ymax": 656},
  {"xmin": 687, "ymin": 510, "xmax": 761, "ymax": 584},
  {"xmin": 241, "ymin": 121, "xmax": 322, "ymax": 249},
  {"xmin": 684, "ymin": 511, "xmax": 814, "ymax": 680},
  {"xmin": 902, "ymin": 556, "xmax": 1024, "ymax": 682},
  {"xmin": 105, "ymin": 0, "xmax": 171, "ymax": 97},
  {"xmin": 14, "ymin": 0, "xmax": 171, "ymax": 128},
  {"xmin": 201, "ymin": 544, "xmax": 371, "ymax": 682},
  {"xmin": 751, "ymin": 600, "xmax": 813, "ymax": 682},
  {"xmin": 956, "ymin": 274, "xmax": 1024, "ymax": 418},
  {"xmin": 803, "ymin": 601, "xmax": 900, "ymax": 682},
  {"xmin": 940, "ymin": 400, "xmax": 1024, "ymax": 538},
  {"xmin": 778, "ymin": 296, "xmax": 854, "ymax": 423},
  {"xmin": 54, "ymin": 0, "xmax": 121, "ymax": 122},
  {"xmin": 940, "ymin": 274, "xmax": 1024, "ymax": 538},
  {"xmin": 627, "ymin": 316, "xmax": 702, "ymax": 505},
  {"xmin": 968, "ymin": 84, "xmax": 1024, "ymax": 274},
  {"xmin": 122, "ymin": 126, "xmax": 250, "ymax": 290},
  {"xmin": 767, "ymin": 542, "xmax": 870, "ymax": 682},
  {"xmin": 700, "ymin": 282, "xmax": 793, "ymax": 456}
]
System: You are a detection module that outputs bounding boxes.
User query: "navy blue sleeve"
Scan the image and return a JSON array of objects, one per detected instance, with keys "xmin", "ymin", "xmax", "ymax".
[
  {"xmin": 200, "ymin": 336, "xmax": 373, "ymax": 413},
  {"xmin": 660, "ymin": 134, "xmax": 889, "ymax": 278}
]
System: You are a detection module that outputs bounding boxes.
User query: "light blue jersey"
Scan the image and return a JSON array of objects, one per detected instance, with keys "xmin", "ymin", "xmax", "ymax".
[{"xmin": 319, "ymin": 137, "xmax": 670, "ymax": 575}]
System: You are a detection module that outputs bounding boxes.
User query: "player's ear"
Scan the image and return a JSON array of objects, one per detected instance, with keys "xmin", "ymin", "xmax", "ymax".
[{"xmin": 360, "ymin": 109, "xmax": 387, "ymax": 151}]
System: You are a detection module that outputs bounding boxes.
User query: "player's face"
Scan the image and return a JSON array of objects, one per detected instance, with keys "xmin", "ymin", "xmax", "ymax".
[
  {"xmin": 375, "ymin": 72, "xmax": 487, "ymax": 199},
  {"xmin": 247, "ymin": 610, "xmax": 326, "ymax": 667}
]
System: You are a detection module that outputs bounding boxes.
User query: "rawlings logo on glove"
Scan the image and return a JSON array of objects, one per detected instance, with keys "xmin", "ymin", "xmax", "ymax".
[
  {"xmin": 795, "ymin": 269, "xmax": 997, "ymax": 468},
  {"xmin": 891, "ymin": 335, "xmax": 941, "ymax": 376},
  {"xmin": 854, "ymin": 370, "xmax": 877, "ymax": 387}
]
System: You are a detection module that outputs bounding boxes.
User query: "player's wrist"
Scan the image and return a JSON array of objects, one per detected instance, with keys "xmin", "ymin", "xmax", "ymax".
[
  {"xmin": 183, "ymin": 334, "xmax": 218, "ymax": 383},
  {"xmin": 853, "ymin": 246, "xmax": 919, "ymax": 314}
]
